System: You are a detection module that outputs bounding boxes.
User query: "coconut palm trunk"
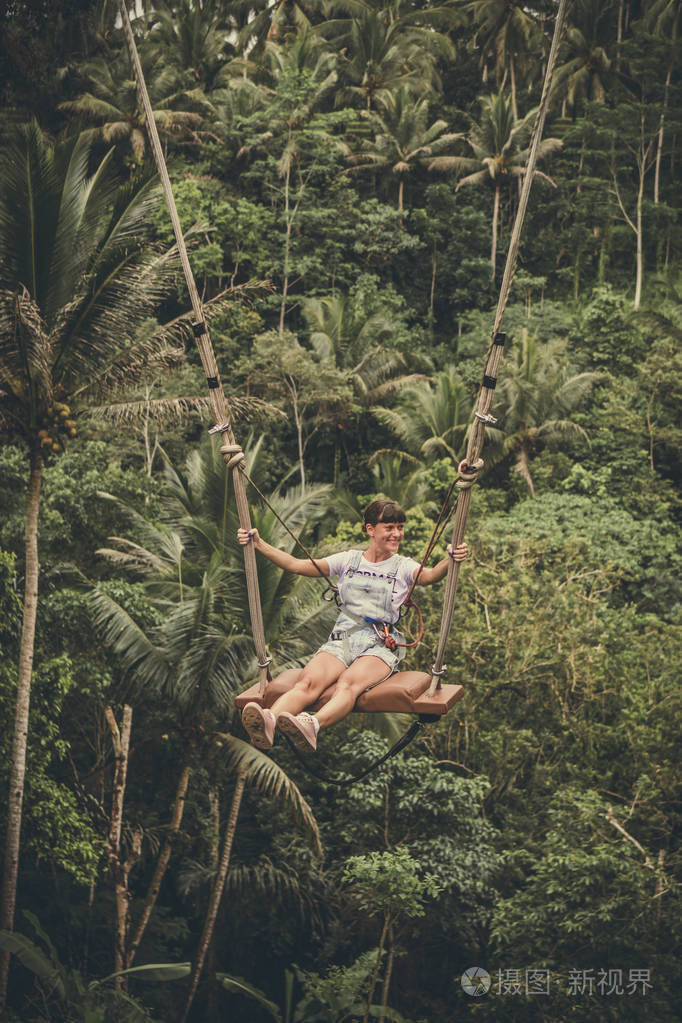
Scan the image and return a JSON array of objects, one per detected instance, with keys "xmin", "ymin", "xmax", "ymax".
[
  {"xmin": 654, "ymin": 59, "xmax": 673, "ymax": 205},
  {"xmin": 0, "ymin": 450, "xmax": 42, "ymax": 1010},
  {"xmin": 491, "ymin": 181, "xmax": 501, "ymax": 279},
  {"xmin": 181, "ymin": 771, "xmax": 247, "ymax": 1023},
  {"xmin": 279, "ymin": 163, "xmax": 293, "ymax": 336},
  {"xmin": 0, "ymin": 124, "xmax": 247, "ymax": 1008},
  {"xmin": 105, "ymin": 703, "xmax": 134, "ymax": 984},
  {"xmin": 378, "ymin": 924, "xmax": 395, "ymax": 1023},
  {"xmin": 126, "ymin": 757, "xmax": 193, "ymax": 968}
]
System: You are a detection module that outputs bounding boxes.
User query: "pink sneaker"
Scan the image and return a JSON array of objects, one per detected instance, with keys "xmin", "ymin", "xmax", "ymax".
[
  {"xmin": 277, "ymin": 712, "xmax": 318, "ymax": 753},
  {"xmin": 241, "ymin": 703, "xmax": 276, "ymax": 749}
]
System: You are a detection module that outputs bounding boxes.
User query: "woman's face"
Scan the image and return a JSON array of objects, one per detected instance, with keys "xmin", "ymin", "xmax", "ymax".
[{"xmin": 365, "ymin": 519, "xmax": 405, "ymax": 556}]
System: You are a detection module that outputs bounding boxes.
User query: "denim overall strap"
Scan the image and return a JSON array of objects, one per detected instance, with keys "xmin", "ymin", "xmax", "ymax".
[{"xmin": 333, "ymin": 551, "xmax": 406, "ymax": 663}]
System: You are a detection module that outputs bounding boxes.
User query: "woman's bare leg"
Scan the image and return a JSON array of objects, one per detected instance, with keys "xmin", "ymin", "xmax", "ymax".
[
  {"xmin": 314, "ymin": 656, "xmax": 392, "ymax": 729},
  {"xmin": 270, "ymin": 652, "xmax": 346, "ymax": 718}
]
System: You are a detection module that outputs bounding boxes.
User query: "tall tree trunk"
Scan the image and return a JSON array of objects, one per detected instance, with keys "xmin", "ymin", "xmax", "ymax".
[
  {"xmin": 0, "ymin": 451, "xmax": 43, "ymax": 1012},
  {"xmin": 397, "ymin": 178, "xmax": 404, "ymax": 212},
  {"xmin": 378, "ymin": 925, "xmax": 395, "ymax": 1023},
  {"xmin": 279, "ymin": 164, "xmax": 292, "ymax": 336},
  {"xmin": 126, "ymin": 757, "xmax": 192, "ymax": 967},
  {"xmin": 654, "ymin": 58, "xmax": 673, "ymax": 205},
  {"xmin": 429, "ymin": 244, "xmax": 437, "ymax": 314},
  {"xmin": 105, "ymin": 704, "xmax": 134, "ymax": 986},
  {"xmin": 181, "ymin": 772, "xmax": 247, "ymax": 1023},
  {"xmin": 364, "ymin": 913, "xmax": 390, "ymax": 1023},
  {"xmin": 510, "ymin": 53, "xmax": 518, "ymax": 121},
  {"xmin": 206, "ymin": 787, "xmax": 221, "ymax": 1022},
  {"xmin": 573, "ymin": 247, "xmax": 581, "ymax": 301},
  {"xmin": 490, "ymin": 182, "xmax": 500, "ymax": 280},
  {"xmin": 634, "ymin": 162, "xmax": 644, "ymax": 310},
  {"xmin": 288, "ymin": 377, "xmax": 306, "ymax": 494}
]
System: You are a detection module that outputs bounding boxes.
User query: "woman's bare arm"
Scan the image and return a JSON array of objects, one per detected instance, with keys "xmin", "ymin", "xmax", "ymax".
[
  {"xmin": 237, "ymin": 528, "xmax": 330, "ymax": 577},
  {"xmin": 414, "ymin": 543, "xmax": 468, "ymax": 586}
]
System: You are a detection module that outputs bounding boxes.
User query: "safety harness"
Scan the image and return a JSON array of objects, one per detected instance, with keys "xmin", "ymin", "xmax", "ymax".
[{"xmin": 328, "ymin": 549, "xmax": 407, "ymax": 665}]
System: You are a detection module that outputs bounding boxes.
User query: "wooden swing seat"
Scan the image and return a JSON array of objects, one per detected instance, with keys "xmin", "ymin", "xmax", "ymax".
[{"xmin": 235, "ymin": 668, "xmax": 464, "ymax": 716}]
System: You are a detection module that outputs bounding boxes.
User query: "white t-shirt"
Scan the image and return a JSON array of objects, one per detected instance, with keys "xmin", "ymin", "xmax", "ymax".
[{"xmin": 325, "ymin": 549, "xmax": 421, "ymax": 623}]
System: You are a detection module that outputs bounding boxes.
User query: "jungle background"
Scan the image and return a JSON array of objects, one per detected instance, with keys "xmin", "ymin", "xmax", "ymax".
[{"xmin": 0, "ymin": 0, "xmax": 681, "ymax": 1020}]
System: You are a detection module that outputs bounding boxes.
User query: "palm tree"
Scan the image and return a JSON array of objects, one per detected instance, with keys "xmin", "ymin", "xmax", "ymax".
[
  {"xmin": 89, "ymin": 436, "xmax": 330, "ymax": 987},
  {"xmin": 371, "ymin": 365, "xmax": 473, "ymax": 465},
  {"xmin": 457, "ymin": 0, "xmax": 542, "ymax": 118},
  {"xmin": 430, "ymin": 91, "xmax": 562, "ymax": 278},
  {"xmin": 324, "ymin": 1, "xmax": 455, "ymax": 111},
  {"xmin": 232, "ymin": 0, "xmax": 326, "ymax": 56},
  {"xmin": 551, "ymin": 0, "xmax": 617, "ymax": 114},
  {"xmin": 145, "ymin": 0, "xmax": 238, "ymax": 98},
  {"xmin": 495, "ymin": 331, "xmax": 600, "ymax": 495},
  {"xmin": 644, "ymin": 0, "xmax": 682, "ymax": 203},
  {"xmin": 302, "ymin": 291, "xmax": 427, "ymax": 481},
  {"xmin": 179, "ymin": 738, "xmax": 321, "ymax": 1022},
  {"xmin": 302, "ymin": 292, "xmax": 422, "ymax": 404},
  {"xmin": 346, "ymin": 87, "xmax": 463, "ymax": 210},
  {"xmin": 60, "ymin": 46, "xmax": 202, "ymax": 161},
  {"xmin": 0, "ymin": 123, "xmax": 201, "ymax": 1007},
  {"xmin": 367, "ymin": 452, "xmax": 438, "ymax": 516},
  {"xmin": 237, "ymin": 29, "xmax": 340, "ymax": 333}
]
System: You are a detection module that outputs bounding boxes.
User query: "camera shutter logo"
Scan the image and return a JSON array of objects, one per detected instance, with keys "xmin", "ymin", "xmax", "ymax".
[{"xmin": 461, "ymin": 967, "xmax": 491, "ymax": 996}]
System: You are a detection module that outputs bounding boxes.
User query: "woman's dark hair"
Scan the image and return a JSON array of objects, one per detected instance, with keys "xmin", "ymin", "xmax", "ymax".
[{"xmin": 362, "ymin": 499, "xmax": 406, "ymax": 531}]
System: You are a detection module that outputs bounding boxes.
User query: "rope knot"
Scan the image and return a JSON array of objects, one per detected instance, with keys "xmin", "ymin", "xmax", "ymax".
[
  {"xmin": 456, "ymin": 458, "xmax": 484, "ymax": 489},
  {"xmin": 221, "ymin": 442, "xmax": 245, "ymax": 469}
]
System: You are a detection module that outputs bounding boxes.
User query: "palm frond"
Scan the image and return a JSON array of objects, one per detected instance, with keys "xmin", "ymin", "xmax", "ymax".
[
  {"xmin": 88, "ymin": 587, "xmax": 171, "ymax": 693},
  {"xmin": 84, "ymin": 394, "xmax": 275, "ymax": 426},
  {"xmin": 219, "ymin": 736, "xmax": 322, "ymax": 854}
]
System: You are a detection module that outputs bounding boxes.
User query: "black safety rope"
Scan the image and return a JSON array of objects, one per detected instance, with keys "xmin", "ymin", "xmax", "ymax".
[{"xmin": 278, "ymin": 714, "xmax": 439, "ymax": 787}]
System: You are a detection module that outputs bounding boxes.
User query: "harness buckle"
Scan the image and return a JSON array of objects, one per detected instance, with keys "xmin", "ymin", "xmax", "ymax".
[
  {"xmin": 367, "ymin": 620, "xmax": 398, "ymax": 651},
  {"xmin": 383, "ymin": 624, "xmax": 398, "ymax": 652}
]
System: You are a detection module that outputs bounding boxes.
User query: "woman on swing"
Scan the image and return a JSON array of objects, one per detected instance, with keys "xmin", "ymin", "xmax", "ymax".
[{"xmin": 238, "ymin": 498, "xmax": 467, "ymax": 753}]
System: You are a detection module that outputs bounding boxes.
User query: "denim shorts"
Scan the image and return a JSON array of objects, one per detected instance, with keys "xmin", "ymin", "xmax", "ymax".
[{"xmin": 317, "ymin": 626, "xmax": 402, "ymax": 671}]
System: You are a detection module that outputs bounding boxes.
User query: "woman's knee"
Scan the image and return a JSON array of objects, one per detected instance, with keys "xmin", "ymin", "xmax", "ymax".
[
  {"xmin": 335, "ymin": 674, "xmax": 368, "ymax": 699},
  {"xmin": 293, "ymin": 671, "xmax": 326, "ymax": 699}
]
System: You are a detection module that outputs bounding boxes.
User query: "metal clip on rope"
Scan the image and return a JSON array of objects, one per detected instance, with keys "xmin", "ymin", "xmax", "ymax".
[{"xmin": 221, "ymin": 442, "xmax": 245, "ymax": 469}]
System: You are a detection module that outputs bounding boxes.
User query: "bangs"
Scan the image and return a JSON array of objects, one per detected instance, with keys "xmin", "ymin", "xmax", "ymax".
[
  {"xmin": 377, "ymin": 503, "xmax": 406, "ymax": 524},
  {"xmin": 363, "ymin": 498, "xmax": 406, "ymax": 528}
]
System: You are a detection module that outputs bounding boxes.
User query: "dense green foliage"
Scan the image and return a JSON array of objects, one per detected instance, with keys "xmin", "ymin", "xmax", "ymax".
[{"xmin": 0, "ymin": 0, "xmax": 681, "ymax": 1020}]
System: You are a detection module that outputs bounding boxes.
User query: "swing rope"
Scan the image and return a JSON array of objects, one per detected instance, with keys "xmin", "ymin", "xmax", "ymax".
[
  {"xmin": 428, "ymin": 0, "xmax": 571, "ymax": 696},
  {"xmin": 116, "ymin": 0, "xmax": 272, "ymax": 691},
  {"xmin": 117, "ymin": 0, "xmax": 570, "ymax": 704}
]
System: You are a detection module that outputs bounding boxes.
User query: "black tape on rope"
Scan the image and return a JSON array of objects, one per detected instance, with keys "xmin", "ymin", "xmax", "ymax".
[{"xmin": 482, "ymin": 374, "xmax": 497, "ymax": 390}]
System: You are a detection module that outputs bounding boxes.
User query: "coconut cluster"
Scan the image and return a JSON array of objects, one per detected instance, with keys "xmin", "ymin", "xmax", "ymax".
[{"xmin": 37, "ymin": 402, "xmax": 78, "ymax": 454}]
